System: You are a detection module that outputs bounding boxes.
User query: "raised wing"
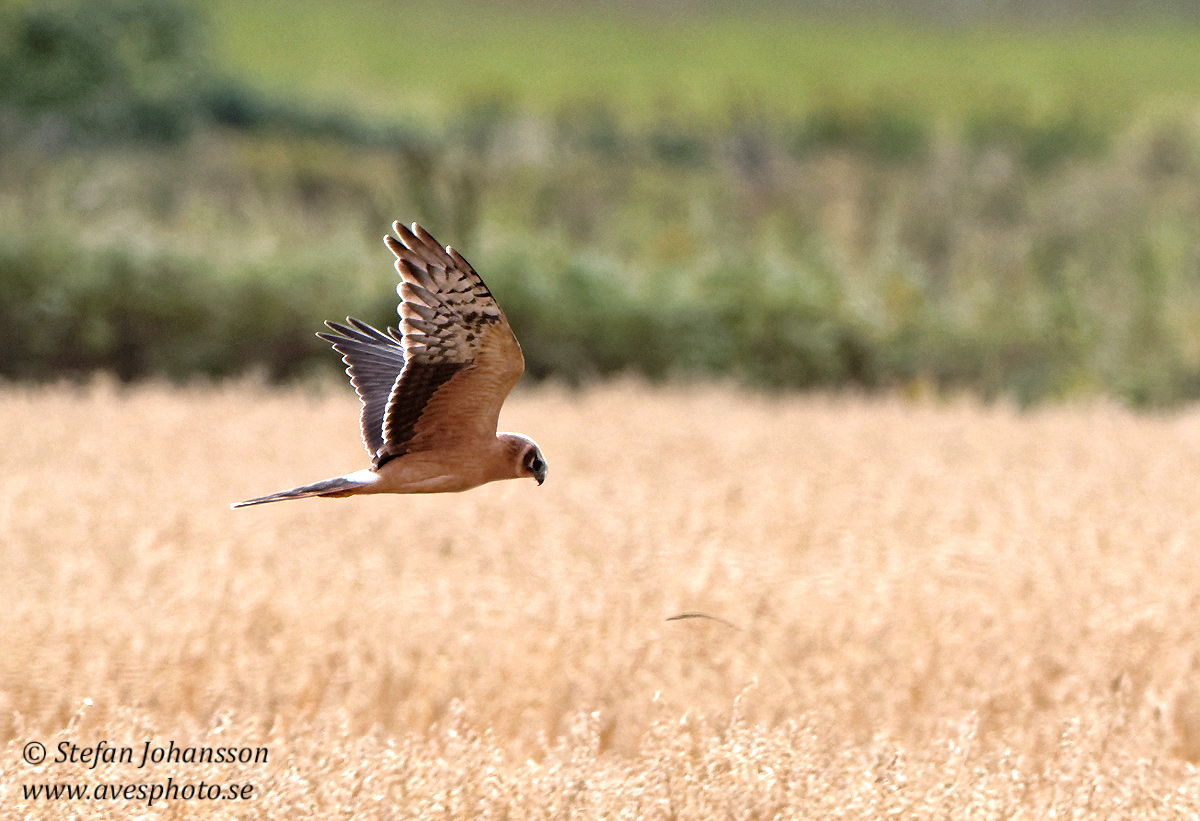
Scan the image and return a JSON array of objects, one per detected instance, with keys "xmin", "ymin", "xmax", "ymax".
[
  {"xmin": 378, "ymin": 222, "xmax": 525, "ymax": 463},
  {"xmin": 317, "ymin": 317, "xmax": 406, "ymax": 465}
]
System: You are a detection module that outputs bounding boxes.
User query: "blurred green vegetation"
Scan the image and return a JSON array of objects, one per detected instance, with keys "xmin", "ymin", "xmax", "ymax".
[
  {"xmin": 199, "ymin": 0, "xmax": 1200, "ymax": 126},
  {"xmin": 5, "ymin": 0, "xmax": 1200, "ymax": 405},
  {"xmin": 0, "ymin": 0, "xmax": 210, "ymax": 142}
]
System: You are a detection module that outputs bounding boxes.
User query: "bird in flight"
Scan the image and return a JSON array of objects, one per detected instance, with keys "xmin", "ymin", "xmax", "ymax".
[{"xmin": 232, "ymin": 221, "xmax": 546, "ymax": 508}]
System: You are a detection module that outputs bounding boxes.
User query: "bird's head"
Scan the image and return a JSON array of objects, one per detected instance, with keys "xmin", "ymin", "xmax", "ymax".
[{"xmin": 501, "ymin": 433, "xmax": 547, "ymax": 485}]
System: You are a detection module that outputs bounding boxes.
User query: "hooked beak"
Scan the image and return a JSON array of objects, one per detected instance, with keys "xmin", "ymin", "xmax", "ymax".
[{"xmin": 534, "ymin": 463, "xmax": 547, "ymax": 486}]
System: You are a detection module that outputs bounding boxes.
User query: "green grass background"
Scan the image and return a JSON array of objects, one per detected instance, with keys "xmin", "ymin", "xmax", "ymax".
[
  {"xmin": 6, "ymin": 0, "xmax": 1200, "ymax": 404},
  {"xmin": 200, "ymin": 0, "xmax": 1200, "ymax": 124}
]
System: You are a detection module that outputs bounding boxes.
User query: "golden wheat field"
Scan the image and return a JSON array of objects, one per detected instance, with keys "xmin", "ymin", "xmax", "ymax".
[{"xmin": 4, "ymin": 381, "xmax": 1200, "ymax": 817}]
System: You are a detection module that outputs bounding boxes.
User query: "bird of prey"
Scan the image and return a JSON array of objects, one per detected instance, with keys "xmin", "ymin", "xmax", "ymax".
[{"xmin": 232, "ymin": 221, "xmax": 546, "ymax": 508}]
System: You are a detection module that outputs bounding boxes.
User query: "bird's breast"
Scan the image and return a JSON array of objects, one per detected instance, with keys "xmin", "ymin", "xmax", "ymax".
[{"xmin": 371, "ymin": 445, "xmax": 507, "ymax": 494}]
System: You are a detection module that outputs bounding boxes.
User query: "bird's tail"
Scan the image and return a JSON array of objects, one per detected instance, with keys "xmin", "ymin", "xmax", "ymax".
[{"xmin": 231, "ymin": 471, "xmax": 375, "ymax": 509}]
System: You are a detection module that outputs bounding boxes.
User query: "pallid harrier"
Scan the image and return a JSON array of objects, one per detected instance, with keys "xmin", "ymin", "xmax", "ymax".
[{"xmin": 232, "ymin": 221, "xmax": 546, "ymax": 508}]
